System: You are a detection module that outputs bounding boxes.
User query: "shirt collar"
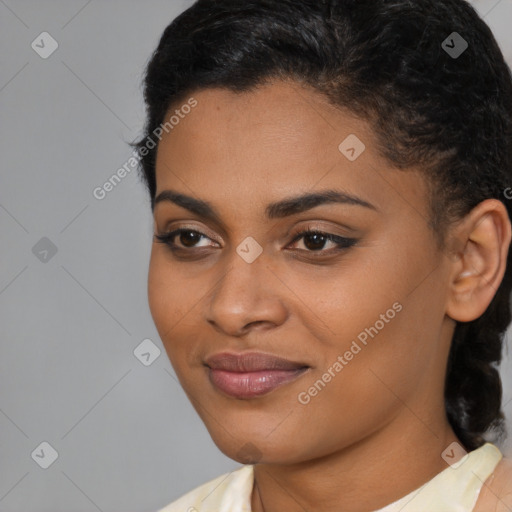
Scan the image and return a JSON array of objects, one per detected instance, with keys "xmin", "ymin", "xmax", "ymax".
[{"xmin": 218, "ymin": 442, "xmax": 502, "ymax": 512}]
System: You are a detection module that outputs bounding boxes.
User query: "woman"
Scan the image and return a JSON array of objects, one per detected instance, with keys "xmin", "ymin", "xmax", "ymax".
[{"xmin": 133, "ymin": 0, "xmax": 512, "ymax": 510}]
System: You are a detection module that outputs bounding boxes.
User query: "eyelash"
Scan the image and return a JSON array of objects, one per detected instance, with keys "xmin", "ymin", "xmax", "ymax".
[{"xmin": 154, "ymin": 227, "xmax": 357, "ymax": 257}]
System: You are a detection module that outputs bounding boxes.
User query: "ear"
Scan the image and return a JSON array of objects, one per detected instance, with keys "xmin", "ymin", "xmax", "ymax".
[{"xmin": 446, "ymin": 199, "xmax": 511, "ymax": 323}]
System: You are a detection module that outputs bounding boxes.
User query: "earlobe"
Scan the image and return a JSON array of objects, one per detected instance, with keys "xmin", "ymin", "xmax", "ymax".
[{"xmin": 446, "ymin": 199, "xmax": 511, "ymax": 323}]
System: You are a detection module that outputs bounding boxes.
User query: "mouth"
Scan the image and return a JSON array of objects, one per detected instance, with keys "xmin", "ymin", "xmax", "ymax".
[{"xmin": 204, "ymin": 351, "xmax": 310, "ymax": 399}]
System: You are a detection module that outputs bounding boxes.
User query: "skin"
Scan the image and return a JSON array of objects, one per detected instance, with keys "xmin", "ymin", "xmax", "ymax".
[{"xmin": 147, "ymin": 80, "xmax": 511, "ymax": 512}]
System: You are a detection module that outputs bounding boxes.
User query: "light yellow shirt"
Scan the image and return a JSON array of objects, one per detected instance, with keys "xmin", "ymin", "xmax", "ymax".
[{"xmin": 157, "ymin": 442, "xmax": 503, "ymax": 512}]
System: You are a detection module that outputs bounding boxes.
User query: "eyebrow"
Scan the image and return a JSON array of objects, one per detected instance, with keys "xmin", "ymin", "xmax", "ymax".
[{"xmin": 154, "ymin": 188, "xmax": 377, "ymax": 223}]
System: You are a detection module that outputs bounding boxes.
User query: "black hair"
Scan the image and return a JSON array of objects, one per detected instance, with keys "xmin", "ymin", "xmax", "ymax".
[{"xmin": 133, "ymin": 0, "xmax": 512, "ymax": 451}]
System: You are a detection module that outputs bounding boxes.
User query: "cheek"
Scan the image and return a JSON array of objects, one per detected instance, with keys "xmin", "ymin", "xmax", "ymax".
[
  {"xmin": 147, "ymin": 251, "xmax": 188, "ymax": 349},
  {"xmin": 321, "ymin": 292, "xmax": 444, "ymax": 415},
  {"xmin": 147, "ymin": 249, "xmax": 207, "ymax": 376},
  {"xmin": 301, "ymin": 255, "xmax": 406, "ymax": 351},
  {"xmin": 288, "ymin": 304, "xmax": 428, "ymax": 458},
  {"xmin": 304, "ymin": 242, "xmax": 443, "ymax": 394},
  {"xmin": 147, "ymin": 250, "xmax": 170, "ymax": 327}
]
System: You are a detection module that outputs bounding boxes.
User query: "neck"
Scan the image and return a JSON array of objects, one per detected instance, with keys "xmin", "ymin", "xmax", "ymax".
[{"xmin": 251, "ymin": 416, "xmax": 463, "ymax": 512}]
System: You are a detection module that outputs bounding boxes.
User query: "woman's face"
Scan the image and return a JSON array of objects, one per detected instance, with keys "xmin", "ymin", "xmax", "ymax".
[{"xmin": 148, "ymin": 80, "xmax": 455, "ymax": 464}]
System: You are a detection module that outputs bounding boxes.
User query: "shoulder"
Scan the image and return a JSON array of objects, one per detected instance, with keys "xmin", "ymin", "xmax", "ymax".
[
  {"xmin": 156, "ymin": 465, "xmax": 253, "ymax": 512},
  {"xmin": 472, "ymin": 455, "xmax": 512, "ymax": 512}
]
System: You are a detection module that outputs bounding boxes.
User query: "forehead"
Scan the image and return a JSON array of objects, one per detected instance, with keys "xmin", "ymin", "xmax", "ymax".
[
  {"xmin": 154, "ymin": 80, "xmax": 430, "ymax": 223},
  {"xmin": 158, "ymin": 80, "xmax": 373, "ymax": 163}
]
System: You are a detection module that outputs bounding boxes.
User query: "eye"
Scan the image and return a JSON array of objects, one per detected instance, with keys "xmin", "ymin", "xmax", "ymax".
[
  {"xmin": 288, "ymin": 229, "xmax": 357, "ymax": 253},
  {"xmin": 154, "ymin": 229, "xmax": 216, "ymax": 250},
  {"xmin": 154, "ymin": 227, "xmax": 358, "ymax": 255}
]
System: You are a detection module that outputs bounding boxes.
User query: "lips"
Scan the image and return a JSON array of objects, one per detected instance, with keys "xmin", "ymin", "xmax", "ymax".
[{"xmin": 204, "ymin": 352, "xmax": 309, "ymax": 399}]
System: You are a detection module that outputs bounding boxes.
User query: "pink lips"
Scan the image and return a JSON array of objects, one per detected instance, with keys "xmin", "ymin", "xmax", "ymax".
[{"xmin": 205, "ymin": 352, "xmax": 309, "ymax": 399}]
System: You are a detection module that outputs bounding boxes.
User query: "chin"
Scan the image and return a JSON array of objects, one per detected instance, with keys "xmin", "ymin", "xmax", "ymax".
[{"xmin": 206, "ymin": 425, "xmax": 302, "ymax": 465}]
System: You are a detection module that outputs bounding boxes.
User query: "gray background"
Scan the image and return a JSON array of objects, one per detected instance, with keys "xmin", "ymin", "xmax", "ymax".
[{"xmin": 0, "ymin": 1, "xmax": 511, "ymax": 511}]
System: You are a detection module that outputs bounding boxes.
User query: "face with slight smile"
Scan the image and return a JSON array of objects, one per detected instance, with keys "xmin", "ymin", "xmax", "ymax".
[{"xmin": 148, "ymin": 80, "xmax": 457, "ymax": 465}]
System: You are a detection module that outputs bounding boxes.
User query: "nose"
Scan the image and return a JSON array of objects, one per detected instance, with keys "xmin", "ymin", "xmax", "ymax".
[{"xmin": 205, "ymin": 252, "xmax": 288, "ymax": 337}]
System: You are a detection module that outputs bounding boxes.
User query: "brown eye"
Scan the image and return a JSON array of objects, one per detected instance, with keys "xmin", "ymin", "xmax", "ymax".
[
  {"xmin": 301, "ymin": 232, "xmax": 330, "ymax": 251},
  {"xmin": 289, "ymin": 230, "xmax": 357, "ymax": 253},
  {"xmin": 178, "ymin": 231, "xmax": 203, "ymax": 248},
  {"xmin": 154, "ymin": 229, "xmax": 215, "ymax": 249}
]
